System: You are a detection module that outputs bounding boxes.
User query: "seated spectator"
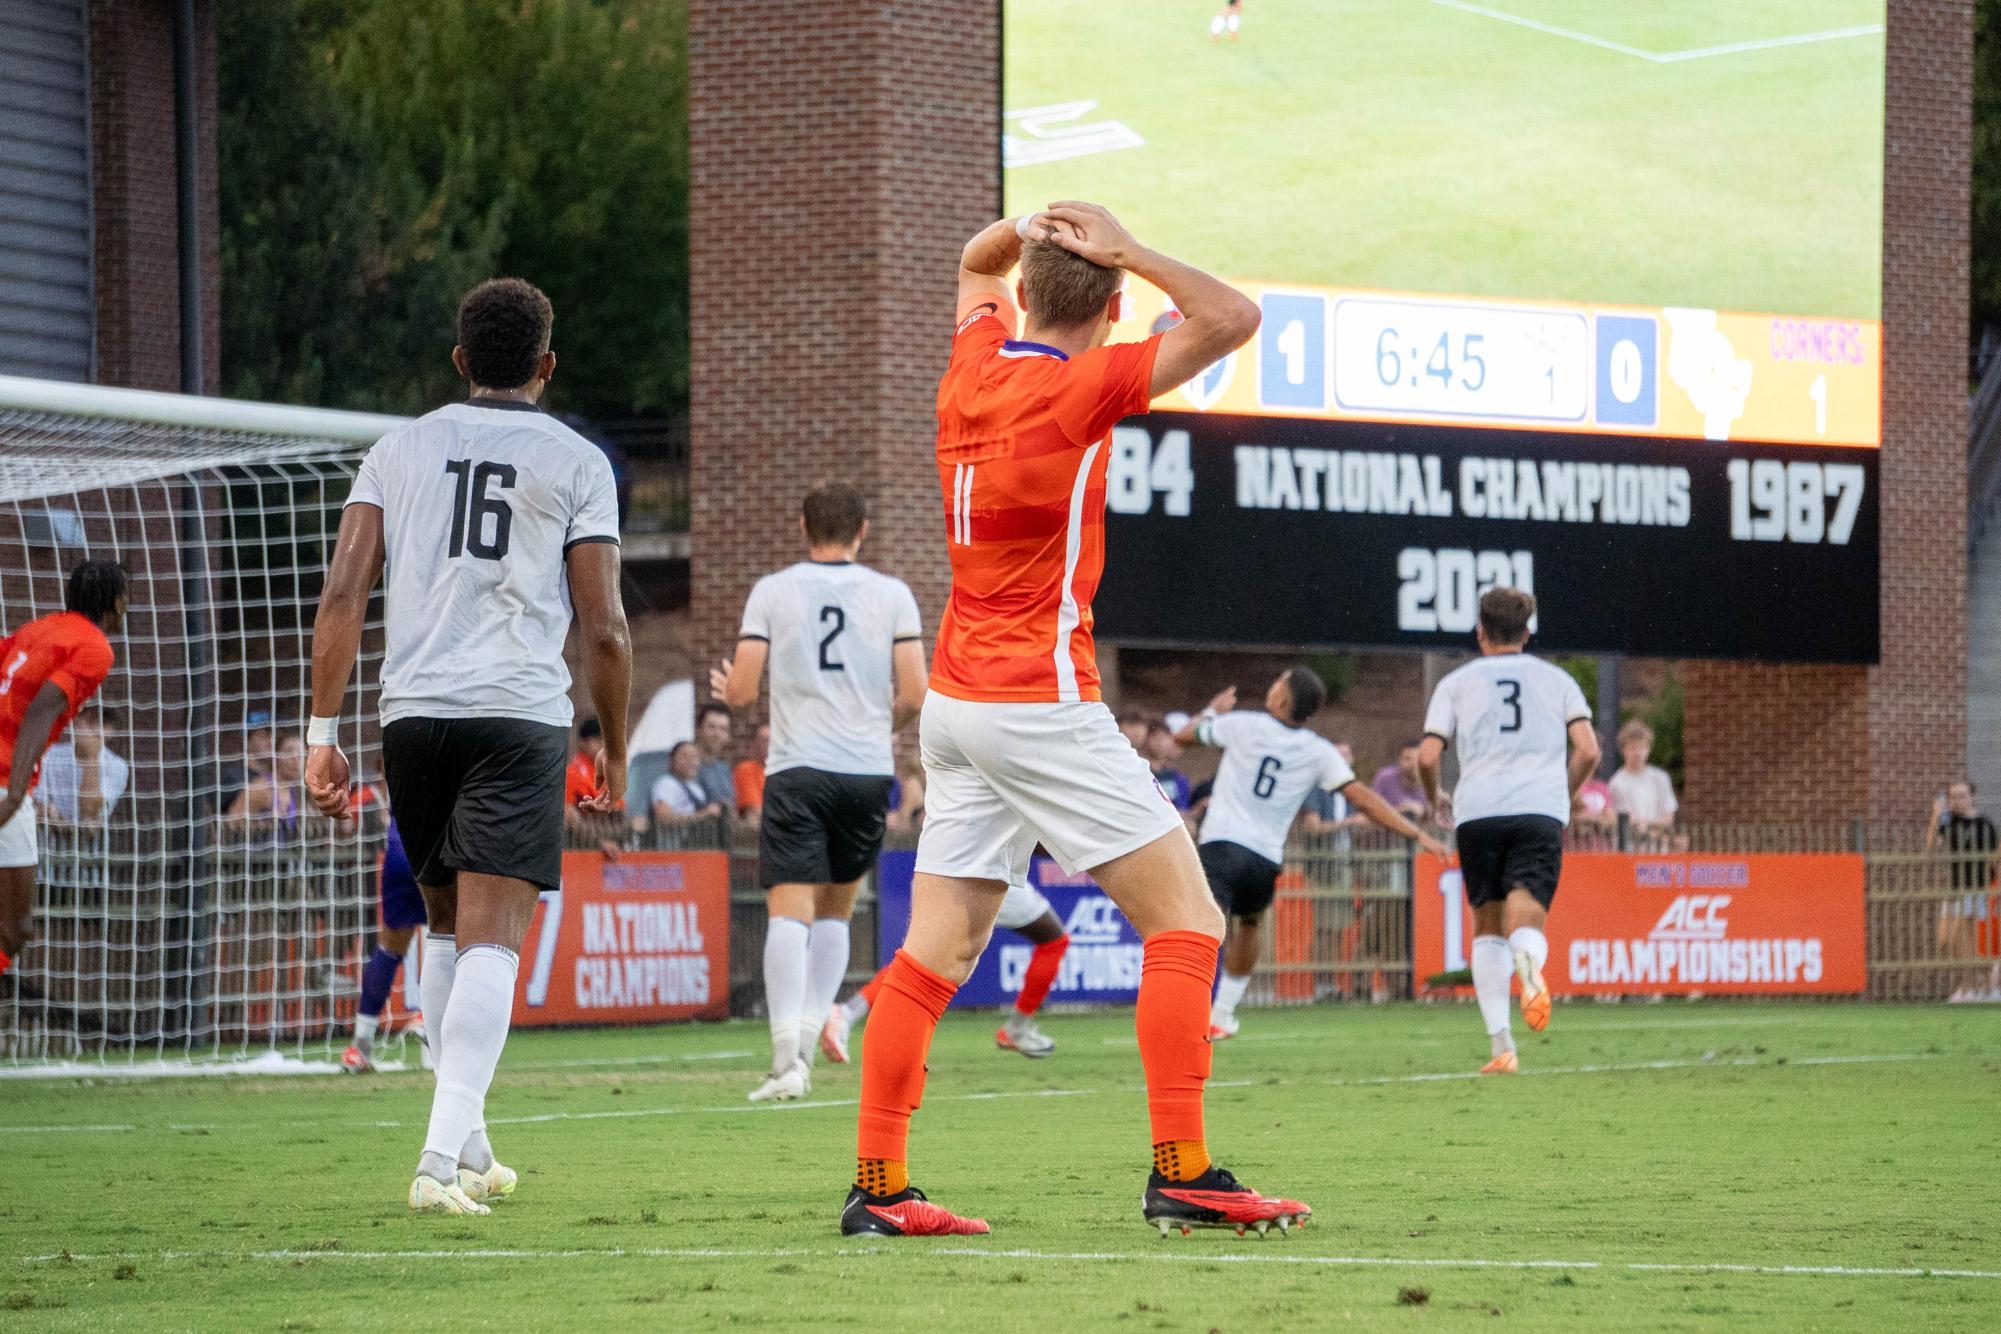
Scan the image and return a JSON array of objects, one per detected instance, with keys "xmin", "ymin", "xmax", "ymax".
[
  {"xmin": 1927, "ymin": 781, "xmax": 1999, "ymax": 1002},
  {"xmin": 1145, "ymin": 718, "xmax": 1192, "ymax": 810},
  {"xmin": 651, "ymin": 740, "xmax": 723, "ymax": 826},
  {"xmin": 1372, "ymin": 739, "xmax": 1430, "ymax": 820},
  {"xmin": 223, "ymin": 732, "xmax": 303, "ymax": 842},
  {"xmin": 1299, "ymin": 743, "xmax": 1366, "ymax": 837},
  {"xmin": 216, "ymin": 711, "xmax": 276, "ymax": 813},
  {"xmin": 1571, "ymin": 775, "xmax": 1618, "ymax": 843},
  {"xmin": 1608, "ymin": 720, "xmax": 1678, "ymax": 840},
  {"xmin": 37, "ymin": 710, "xmax": 129, "ymax": 826},
  {"xmin": 733, "ymin": 723, "xmax": 771, "ymax": 824},
  {"xmin": 695, "ymin": 701, "xmax": 737, "ymax": 816}
]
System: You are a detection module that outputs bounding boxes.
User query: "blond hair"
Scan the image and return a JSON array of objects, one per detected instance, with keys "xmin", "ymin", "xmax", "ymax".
[{"xmin": 1618, "ymin": 719, "xmax": 1654, "ymax": 749}]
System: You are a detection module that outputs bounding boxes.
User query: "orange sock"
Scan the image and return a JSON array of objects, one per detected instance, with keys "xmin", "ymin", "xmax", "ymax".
[
  {"xmin": 1153, "ymin": 1139, "xmax": 1212, "ymax": 1182},
  {"xmin": 858, "ymin": 964, "xmax": 888, "ymax": 1010},
  {"xmin": 855, "ymin": 950, "xmax": 957, "ymax": 1185},
  {"xmin": 855, "ymin": 1158, "xmax": 909, "ymax": 1195},
  {"xmin": 1137, "ymin": 929, "xmax": 1219, "ymax": 1172}
]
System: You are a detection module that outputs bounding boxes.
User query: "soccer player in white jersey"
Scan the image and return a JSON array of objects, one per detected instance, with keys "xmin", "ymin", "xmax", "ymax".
[
  {"xmin": 1175, "ymin": 666, "xmax": 1445, "ymax": 1039},
  {"xmin": 1417, "ymin": 587, "xmax": 1599, "ymax": 1075},
  {"xmin": 711, "ymin": 483, "xmax": 926, "ymax": 1102},
  {"xmin": 304, "ymin": 278, "xmax": 631, "ymax": 1214}
]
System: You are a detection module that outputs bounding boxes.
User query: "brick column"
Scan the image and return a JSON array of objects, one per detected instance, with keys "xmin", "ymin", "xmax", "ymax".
[
  {"xmin": 687, "ymin": 0, "xmax": 994, "ymax": 685},
  {"xmin": 87, "ymin": 0, "xmax": 220, "ymax": 393},
  {"xmin": 1682, "ymin": 0, "xmax": 1971, "ymax": 824}
]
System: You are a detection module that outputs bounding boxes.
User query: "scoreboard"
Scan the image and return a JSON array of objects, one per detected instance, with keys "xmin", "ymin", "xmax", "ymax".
[{"xmin": 1003, "ymin": 1, "xmax": 1885, "ymax": 663}]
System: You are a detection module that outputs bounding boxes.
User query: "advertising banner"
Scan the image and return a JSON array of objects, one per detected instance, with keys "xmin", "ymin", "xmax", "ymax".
[
  {"xmin": 513, "ymin": 850, "xmax": 731, "ymax": 1026},
  {"xmin": 1413, "ymin": 852, "xmax": 1866, "ymax": 995},
  {"xmin": 875, "ymin": 850, "xmax": 1143, "ymax": 1008}
]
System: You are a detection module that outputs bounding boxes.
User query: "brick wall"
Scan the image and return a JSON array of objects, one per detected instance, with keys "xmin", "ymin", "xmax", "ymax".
[
  {"xmin": 687, "ymin": 0, "xmax": 993, "ymax": 694},
  {"xmin": 1682, "ymin": 0, "xmax": 1971, "ymax": 824},
  {"xmin": 87, "ymin": 0, "xmax": 220, "ymax": 394}
]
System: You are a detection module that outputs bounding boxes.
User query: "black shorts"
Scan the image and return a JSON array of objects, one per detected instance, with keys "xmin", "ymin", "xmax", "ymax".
[
  {"xmin": 759, "ymin": 767, "xmax": 894, "ymax": 888},
  {"xmin": 382, "ymin": 716, "xmax": 570, "ymax": 894},
  {"xmin": 1199, "ymin": 839, "xmax": 1283, "ymax": 920},
  {"xmin": 1455, "ymin": 814, "xmax": 1565, "ymax": 909}
]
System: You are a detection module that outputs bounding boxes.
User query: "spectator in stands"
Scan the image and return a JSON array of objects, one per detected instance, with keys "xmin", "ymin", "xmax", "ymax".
[
  {"xmin": 1927, "ymin": 780, "xmax": 1999, "ymax": 1003},
  {"xmin": 651, "ymin": 740, "xmax": 723, "ymax": 827},
  {"xmin": 1609, "ymin": 720, "xmax": 1678, "ymax": 841},
  {"xmin": 1300, "ymin": 742, "xmax": 1366, "ymax": 837},
  {"xmin": 1372, "ymin": 739, "xmax": 1430, "ymax": 820},
  {"xmin": 217, "ymin": 710, "xmax": 276, "ymax": 813},
  {"xmin": 566, "ymin": 718, "xmax": 608, "ymax": 824},
  {"xmin": 1117, "ymin": 710, "xmax": 1149, "ymax": 753},
  {"xmin": 1571, "ymin": 773, "xmax": 1618, "ymax": 845},
  {"xmin": 733, "ymin": 723, "xmax": 771, "ymax": 825},
  {"xmin": 38, "ymin": 710, "xmax": 129, "ymax": 827},
  {"xmin": 1145, "ymin": 717, "xmax": 1192, "ymax": 810},
  {"xmin": 222, "ymin": 732, "xmax": 303, "ymax": 842},
  {"xmin": 695, "ymin": 701, "xmax": 737, "ymax": 815}
]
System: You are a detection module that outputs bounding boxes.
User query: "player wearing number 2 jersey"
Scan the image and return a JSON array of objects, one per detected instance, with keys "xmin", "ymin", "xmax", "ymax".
[
  {"xmin": 711, "ymin": 483, "xmax": 926, "ymax": 1104},
  {"xmin": 0, "ymin": 561, "xmax": 126, "ymax": 987},
  {"xmin": 1174, "ymin": 666, "xmax": 1444, "ymax": 1041},
  {"xmin": 845, "ymin": 200, "xmax": 1311, "ymax": 1242},
  {"xmin": 305, "ymin": 279, "xmax": 632, "ymax": 1217},
  {"xmin": 1418, "ymin": 587, "xmax": 1599, "ymax": 1075}
]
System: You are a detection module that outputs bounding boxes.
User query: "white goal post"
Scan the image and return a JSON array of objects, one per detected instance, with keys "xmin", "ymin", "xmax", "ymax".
[{"xmin": 0, "ymin": 374, "xmax": 408, "ymax": 1071}]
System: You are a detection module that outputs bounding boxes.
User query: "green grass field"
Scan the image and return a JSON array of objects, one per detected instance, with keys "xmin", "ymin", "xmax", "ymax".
[
  {"xmin": 1004, "ymin": 0, "xmax": 1885, "ymax": 318},
  {"xmin": 2, "ymin": 1002, "xmax": 1997, "ymax": 1330}
]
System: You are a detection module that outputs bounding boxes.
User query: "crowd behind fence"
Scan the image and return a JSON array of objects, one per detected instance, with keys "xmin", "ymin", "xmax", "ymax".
[{"xmin": 5, "ymin": 817, "xmax": 1994, "ymax": 1060}]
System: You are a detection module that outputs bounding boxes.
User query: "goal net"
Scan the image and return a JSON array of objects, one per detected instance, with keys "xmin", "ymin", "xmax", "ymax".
[{"xmin": 0, "ymin": 375, "xmax": 407, "ymax": 1073}]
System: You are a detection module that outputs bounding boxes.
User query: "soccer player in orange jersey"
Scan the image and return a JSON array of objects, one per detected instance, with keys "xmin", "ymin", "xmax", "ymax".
[
  {"xmin": 0, "ymin": 561, "xmax": 126, "ymax": 982},
  {"xmin": 842, "ymin": 202, "xmax": 1310, "ymax": 1240}
]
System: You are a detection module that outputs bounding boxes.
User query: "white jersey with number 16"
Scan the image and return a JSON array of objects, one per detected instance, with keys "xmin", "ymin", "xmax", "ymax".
[
  {"xmin": 347, "ymin": 400, "xmax": 619, "ymax": 728},
  {"xmin": 1423, "ymin": 654, "xmax": 1590, "ymax": 826}
]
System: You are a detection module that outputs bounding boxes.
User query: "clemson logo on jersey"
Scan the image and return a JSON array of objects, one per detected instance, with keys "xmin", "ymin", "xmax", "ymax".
[{"xmin": 1149, "ymin": 308, "xmax": 1235, "ymax": 411}]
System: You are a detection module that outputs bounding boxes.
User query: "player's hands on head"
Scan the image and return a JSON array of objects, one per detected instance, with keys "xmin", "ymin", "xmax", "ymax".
[
  {"xmin": 581, "ymin": 747, "xmax": 626, "ymax": 815},
  {"xmin": 1041, "ymin": 201, "xmax": 1138, "ymax": 268},
  {"xmin": 1206, "ymin": 686, "xmax": 1237, "ymax": 716},
  {"xmin": 303, "ymin": 745, "xmax": 351, "ymax": 819}
]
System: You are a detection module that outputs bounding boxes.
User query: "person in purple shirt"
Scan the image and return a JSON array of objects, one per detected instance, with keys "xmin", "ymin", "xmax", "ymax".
[{"xmin": 1373, "ymin": 739, "xmax": 1430, "ymax": 820}]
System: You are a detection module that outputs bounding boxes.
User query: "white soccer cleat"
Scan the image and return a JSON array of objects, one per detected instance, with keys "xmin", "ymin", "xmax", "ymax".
[
  {"xmin": 457, "ymin": 1160, "xmax": 518, "ymax": 1204},
  {"xmin": 1207, "ymin": 1012, "xmax": 1239, "ymax": 1042},
  {"xmin": 409, "ymin": 1173, "xmax": 490, "ymax": 1215},
  {"xmin": 820, "ymin": 1008, "xmax": 853, "ymax": 1064},
  {"xmin": 747, "ymin": 1061, "xmax": 810, "ymax": 1103},
  {"xmin": 995, "ymin": 1015, "xmax": 1055, "ymax": 1058}
]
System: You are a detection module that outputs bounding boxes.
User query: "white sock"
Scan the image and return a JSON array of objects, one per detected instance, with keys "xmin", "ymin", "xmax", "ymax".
[
  {"xmin": 353, "ymin": 1013, "xmax": 379, "ymax": 1043},
  {"xmin": 1226, "ymin": 12, "xmax": 1240, "ymax": 32},
  {"xmin": 843, "ymin": 990, "xmax": 871, "ymax": 1022},
  {"xmin": 420, "ymin": 933, "xmax": 457, "ymax": 1061},
  {"xmin": 419, "ymin": 944, "xmax": 518, "ymax": 1179},
  {"xmin": 764, "ymin": 917, "xmax": 810, "ymax": 1073},
  {"xmin": 1209, "ymin": 14, "xmax": 1224, "ymax": 35},
  {"xmin": 1471, "ymin": 935, "xmax": 1515, "ymax": 1055},
  {"xmin": 1508, "ymin": 926, "xmax": 1549, "ymax": 980},
  {"xmin": 1212, "ymin": 970, "xmax": 1251, "ymax": 1020},
  {"xmin": 460, "ymin": 1125, "xmax": 494, "ymax": 1173},
  {"xmin": 803, "ymin": 917, "xmax": 851, "ymax": 1059}
]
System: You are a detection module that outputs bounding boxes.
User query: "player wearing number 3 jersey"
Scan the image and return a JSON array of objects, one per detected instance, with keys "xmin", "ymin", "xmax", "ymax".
[
  {"xmin": 1418, "ymin": 587, "xmax": 1599, "ymax": 1075},
  {"xmin": 306, "ymin": 279, "xmax": 632, "ymax": 1218},
  {"xmin": 1174, "ymin": 666, "xmax": 1445, "ymax": 1042},
  {"xmin": 844, "ymin": 200, "xmax": 1311, "ymax": 1241}
]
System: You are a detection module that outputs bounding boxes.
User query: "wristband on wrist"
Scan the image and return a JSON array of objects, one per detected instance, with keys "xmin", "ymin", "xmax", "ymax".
[
  {"xmin": 1014, "ymin": 214, "xmax": 1035, "ymax": 240},
  {"xmin": 306, "ymin": 716, "xmax": 340, "ymax": 748}
]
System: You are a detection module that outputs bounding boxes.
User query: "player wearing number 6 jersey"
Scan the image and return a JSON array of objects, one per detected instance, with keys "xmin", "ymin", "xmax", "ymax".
[
  {"xmin": 306, "ymin": 278, "xmax": 632, "ymax": 1216},
  {"xmin": 844, "ymin": 200, "xmax": 1311, "ymax": 1241},
  {"xmin": 711, "ymin": 483, "xmax": 926, "ymax": 1103},
  {"xmin": 1174, "ymin": 666, "xmax": 1446, "ymax": 1041},
  {"xmin": 1417, "ymin": 587, "xmax": 1598, "ymax": 1074}
]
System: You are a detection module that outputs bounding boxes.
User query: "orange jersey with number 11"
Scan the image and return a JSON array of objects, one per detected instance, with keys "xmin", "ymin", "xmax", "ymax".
[
  {"xmin": 0, "ymin": 611, "xmax": 115, "ymax": 790},
  {"xmin": 930, "ymin": 294, "xmax": 1161, "ymax": 704}
]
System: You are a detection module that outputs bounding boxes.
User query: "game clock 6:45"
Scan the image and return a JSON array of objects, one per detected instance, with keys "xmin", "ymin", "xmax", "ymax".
[{"xmin": 1333, "ymin": 297, "xmax": 1589, "ymax": 425}]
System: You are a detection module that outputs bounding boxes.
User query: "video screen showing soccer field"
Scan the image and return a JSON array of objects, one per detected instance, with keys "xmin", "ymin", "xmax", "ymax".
[{"xmin": 1003, "ymin": 0, "xmax": 1887, "ymax": 662}]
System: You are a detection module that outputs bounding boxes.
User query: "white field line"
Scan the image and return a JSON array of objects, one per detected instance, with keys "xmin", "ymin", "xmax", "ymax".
[
  {"xmin": 16, "ymin": 1245, "xmax": 2001, "ymax": 1281},
  {"xmin": 1428, "ymin": 1, "xmax": 1882, "ymax": 65},
  {"xmin": 0, "ymin": 1052, "xmax": 1935, "ymax": 1136}
]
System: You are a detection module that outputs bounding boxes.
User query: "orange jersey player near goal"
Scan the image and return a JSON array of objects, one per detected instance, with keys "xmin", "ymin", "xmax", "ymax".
[
  {"xmin": 0, "ymin": 561, "xmax": 127, "ymax": 985},
  {"xmin": 841, "ymin": 201, "xmax": 1312, "ymax": 1240}
]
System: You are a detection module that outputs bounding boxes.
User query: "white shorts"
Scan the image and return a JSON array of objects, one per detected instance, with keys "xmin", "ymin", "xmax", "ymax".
[
  {"xmin": 915, "ymin": 692, "xmax": 1183, "ymax": 884},
  {"xmin": 995, "ymin": 880, "xmax": 1053, "ymax": 932},
  {"xmin": 0, "ymin": 794, "xmax": 35, "ymax": 869}
]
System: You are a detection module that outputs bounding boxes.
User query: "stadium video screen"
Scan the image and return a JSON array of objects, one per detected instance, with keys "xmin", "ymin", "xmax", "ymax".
[{"xmin": 1003, "ymin": 1, "xmax": 1886, "ymax": 661}]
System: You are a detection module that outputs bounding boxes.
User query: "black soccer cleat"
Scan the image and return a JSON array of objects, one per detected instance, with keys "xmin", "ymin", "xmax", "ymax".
[
  {"xmin": 1142, "ymin": 1165, "xmax": 1312, "ymax": 1238},
  {"xmin": 839, "ymin": 1184, "xmax": 990, "ymax": 1237}
]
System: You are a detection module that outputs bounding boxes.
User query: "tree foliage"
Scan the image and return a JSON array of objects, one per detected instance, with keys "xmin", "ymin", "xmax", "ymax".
[{"xmin": 219, "ymin": 0, "xmax": 687, "ymax": 421}]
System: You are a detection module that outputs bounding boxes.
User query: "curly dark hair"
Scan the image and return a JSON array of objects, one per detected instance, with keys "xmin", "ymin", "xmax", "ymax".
[
  {"xmin": 456, "ymin": 278, "xmax": 553, "ymax": 390},
  {"xmin": 65, "ymin": 559, "xmax": 127, "ymax": 623}
]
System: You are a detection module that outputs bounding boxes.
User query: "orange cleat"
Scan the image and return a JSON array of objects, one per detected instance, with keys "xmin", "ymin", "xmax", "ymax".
[
  {"xmin": 1144, "ymin": 1166, "xmax": 1310, "ymax": 1237},
  {"xmin": 1480, "ymin": 1050, "xmax": 1519, "ymax": 1075},
  {"xmin": 840, "ymin": 1185, "xmax": 989, "ymax": 1237},
  {"xmin": 1517, "ymin": 956, "xmax": 1551, "ymax": 1033}
]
